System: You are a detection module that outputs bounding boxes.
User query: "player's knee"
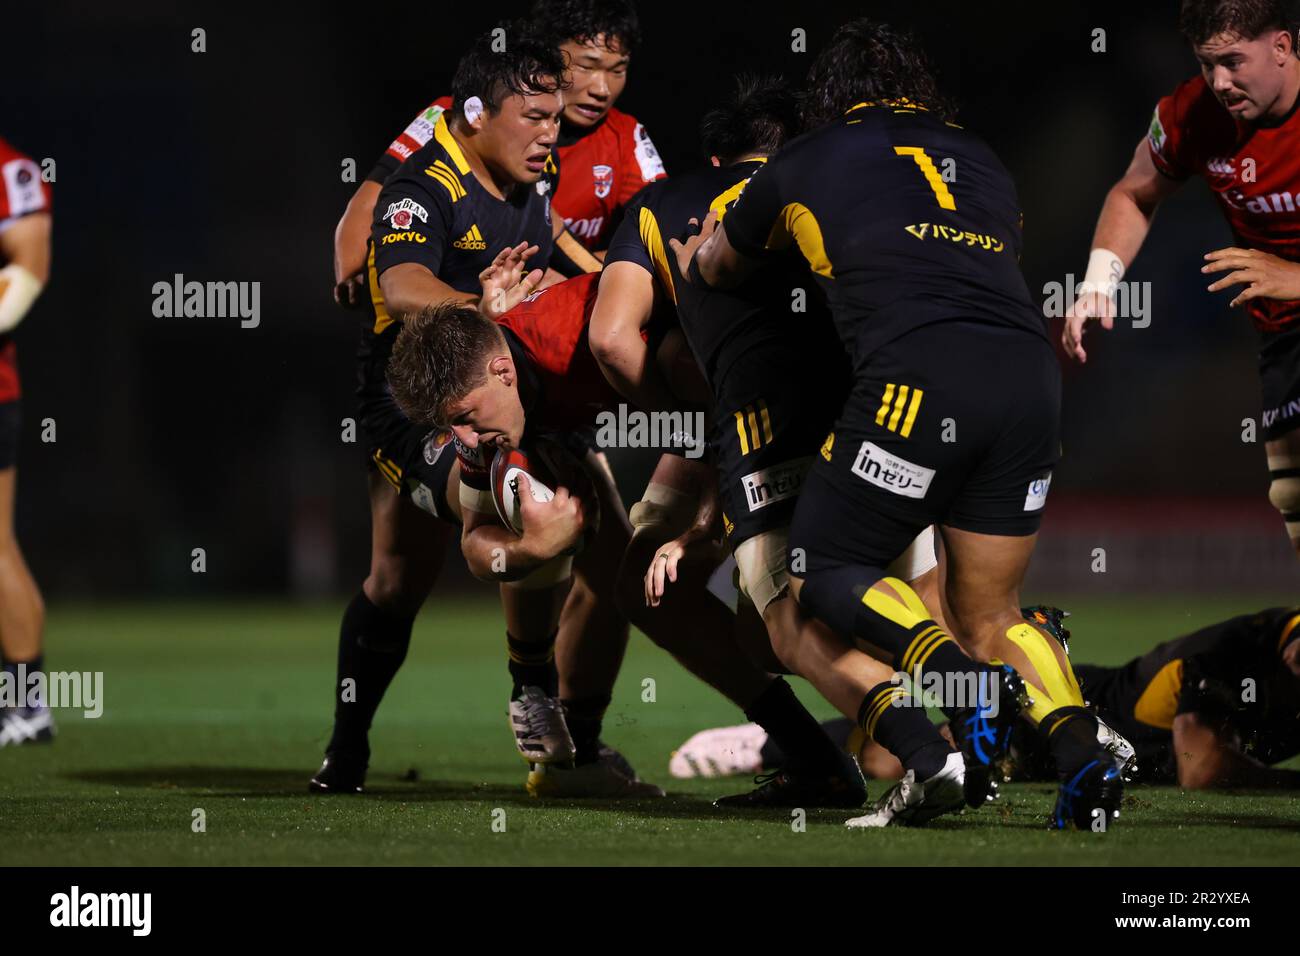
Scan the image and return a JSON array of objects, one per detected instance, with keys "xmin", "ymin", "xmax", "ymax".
[
  {"xmin": 364, "ymin": 557, "xmax": 434, "ymax": 616},
  {"xmin": 794, "ymin": 564, "xmax": 882, "ymax": 645},
  {"xmin": 1268, "ymin": 474, "xmax": 1300, "ymax": 524}
]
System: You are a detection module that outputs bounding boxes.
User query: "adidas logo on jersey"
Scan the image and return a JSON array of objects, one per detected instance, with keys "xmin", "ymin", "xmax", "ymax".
[{"xmin": 453, "ymin": 224, "xmax": 487, "ymax": 250}]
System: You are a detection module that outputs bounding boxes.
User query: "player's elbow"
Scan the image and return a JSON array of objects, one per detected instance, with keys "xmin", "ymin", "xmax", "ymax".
[{"xmin": 1176, "ymin": 760, "xmax": 1219, "ymax": 791}]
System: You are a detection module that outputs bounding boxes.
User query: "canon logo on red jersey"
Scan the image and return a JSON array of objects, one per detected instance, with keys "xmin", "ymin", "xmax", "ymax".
[
  {"xmin": 1221, "ymin": 188, "xmax": 1300, "ymax": 215},
  {"xmin": 563, "ymin": 216, "xmax": 605, "ymax": 238}
]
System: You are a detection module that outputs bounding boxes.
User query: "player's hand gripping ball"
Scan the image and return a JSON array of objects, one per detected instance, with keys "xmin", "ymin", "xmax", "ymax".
[{"xmin": 489, "ymin": 437, "xmax": 598, "ymax": 554}]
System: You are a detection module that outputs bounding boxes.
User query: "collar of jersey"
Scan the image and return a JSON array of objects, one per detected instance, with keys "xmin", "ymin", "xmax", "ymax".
[
  {"xmin": 846, "ymin": 98, "xmax": 929, "ymax": 113},
  {"xmin": 433, "ymin": 112, "xmax": 473, "ymax": 175}
]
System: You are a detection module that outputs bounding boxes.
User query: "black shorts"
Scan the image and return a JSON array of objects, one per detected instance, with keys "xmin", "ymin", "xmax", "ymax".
[
  {"xmin": 356, "ymin": 318, "xmax": 459, "ymax": 524},
  {"xmin": 0, "ymin": 401, "xmax": 18, "ymax": 470},
  {"xmin": 712, "ymin": 357, "xmax": 847, "ymax": 547},
  {"xmin": 1258, "ymin": 323, "xmax": 1300, "ymax": 441},
  {"xmin": 789, "ymin": 322, "xmax": 1060, "ymax": 574}
]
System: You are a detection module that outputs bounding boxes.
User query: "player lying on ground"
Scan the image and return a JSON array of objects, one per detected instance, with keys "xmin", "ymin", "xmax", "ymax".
[
  {"xmin": 678, "ymin": 19, "xmax": 1125, "ymax": 830},
  {"xmin": 0, "ymin": 136, "xmax": 52, "ymax": 748},
  {"xmin": 314, "ymin": 22, "xmax": 630, "ymax": 795},
  {"xmin": 675, "ymin": 606, "xmax": 1300, "ymax": 792},
  {"xmin": 590, "ymin": 76, "xmax": 984, "ymax": 826},
  {"xmin": 1063, "ymin": 0, "xmax": 1300, "ymax": 560},
  {"xmin": 388, "ymin": 265, "xmax": 893, "ymax": 806}
]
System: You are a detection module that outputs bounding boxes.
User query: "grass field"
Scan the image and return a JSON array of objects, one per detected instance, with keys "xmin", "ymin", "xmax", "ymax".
[{"xmin": 1, "ymin": 595, "xmax": 1298, "ymax": 866}]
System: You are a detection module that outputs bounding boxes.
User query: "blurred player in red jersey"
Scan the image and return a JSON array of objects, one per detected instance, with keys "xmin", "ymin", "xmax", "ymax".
[
  {"xmin": 0, "ymin": 137, "xmax": 52, "ymax": 747},
  {"xmin": 333, "ymin": 0, "xmax": 663, "ymax": 307},
  {"xmin": 1063, "ymin": 0, "xmax": 1300, "ymax": 557}
]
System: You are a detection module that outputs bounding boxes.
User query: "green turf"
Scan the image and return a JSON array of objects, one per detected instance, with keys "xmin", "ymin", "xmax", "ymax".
[{"xmin": 1, "ymin": 595, "xmax": 1298, "ymax": 866}]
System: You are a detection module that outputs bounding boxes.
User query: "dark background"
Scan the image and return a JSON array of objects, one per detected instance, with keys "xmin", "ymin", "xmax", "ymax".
[{"xmin": 1, "ymin": 1, "xmax": 1284, "ymax": 597}]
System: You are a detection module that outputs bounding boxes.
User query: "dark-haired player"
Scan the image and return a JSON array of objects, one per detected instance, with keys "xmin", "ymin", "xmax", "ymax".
[
  {"xmin": 0, "ymin": 136, "xmax": 52, "ymax": 747},
  {"xmin": 388, "ymin": 267, "xmax": 871, "ymax": 805},
  {"xmin": 1064, "ymin": 0, "xmax": 1300, "ymax": 564},
  {"xmin": 313, "ymin": 24, "xmax": 587, "ymax": 794},
  {"xmin": 333, "ymin": 0, "xmax": 662, "ymax": 310},
  {"xmin": 678, "ymin": 19, "xmax": 1124, "ymax": 829},
  {"xmin": 593, "ymin": 76, "xmax": 966, "ymax": 824}
]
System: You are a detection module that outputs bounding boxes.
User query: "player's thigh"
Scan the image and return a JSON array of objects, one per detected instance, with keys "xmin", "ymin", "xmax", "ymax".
[
  {"xmin": 574, "ymin": 446, "xmax": 633, "ymax": 593},
  {"xmin": 1264, "ymin": 428, "xmax": 1300, "ymax": 515},
  {"xmin": 0, "ymin": 401, "xmax": 19, "ymax": 547},
  {"xmin": 938, "ymin": 524, "xmax": 1038, "ymax": 657},
  {"xmin": 0, "ymin": 466, "xmax": 15, "ymax": 549},
  {"xmin": 366, "ymin": 470, "xmax": 452, "ymax": 601}
]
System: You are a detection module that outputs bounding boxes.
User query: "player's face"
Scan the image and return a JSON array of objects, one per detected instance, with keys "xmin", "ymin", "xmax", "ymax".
[
  {"xmin": 447, "ymin": 357, "xmax": 527, "ymax": 451},
  {"xmin": 558, "ymin": 36, "xmax": 629, "ymax": 127},
  {"xmin": 1193, "ymin": 31, "xmax": 1294, "ymax": 123},
  {"xmin": 480, "ymin": 89, "xmax": 563, "ymax": 184}
]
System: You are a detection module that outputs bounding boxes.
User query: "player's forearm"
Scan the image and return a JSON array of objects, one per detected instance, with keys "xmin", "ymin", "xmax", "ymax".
[
  {"xmin": 1088, "ymin": 181, "xmax": 1158, "ymax": 271},
  {"xmin": 0, "ymin": 212, "xmax": 51, "ymax": 284},
  {"xmin": 1197, "ymin": 748, "xmax": 1300, "ymax": 790},
  {"xmin": 334, "ymin": 181, "xmax": 381, "ymax": 285},
  {"xmin": 379, "ymin": 263, "xmax": 477, "ymax": 320},
  {"xmin": 462, "ymin": 523, "xmax": 551, "ymax": 582}
]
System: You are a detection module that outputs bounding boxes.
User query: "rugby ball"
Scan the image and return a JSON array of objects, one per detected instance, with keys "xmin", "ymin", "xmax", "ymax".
[
  {"xmin": 489, "ymin": 438, "xmax": 597, "ymax": 553},
  {"xmin": 490, "ymin": 446, "xmax": 556, "ymax": 536}
]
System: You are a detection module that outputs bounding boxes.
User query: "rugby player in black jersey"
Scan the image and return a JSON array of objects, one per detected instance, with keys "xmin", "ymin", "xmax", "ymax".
[
  {"xmin": 591, "ymin": 77, "xmax": 983, "ymax": 824},
  {"xmin": 677, "ymin": 20, "xmax": 1124, "ymax": 830},
  {"xmin": 314, "ymin": 24, "xmax": 631, "ymax": 796}
]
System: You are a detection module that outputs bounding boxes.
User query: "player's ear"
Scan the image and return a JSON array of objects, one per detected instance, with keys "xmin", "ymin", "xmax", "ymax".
[
  {"xmin": 709, "ymin": 155, "xmax": 722, "ymax": 168},
  {"xmin": 488, "ymin": 353, "xmax": 515, "ymax": 387}
]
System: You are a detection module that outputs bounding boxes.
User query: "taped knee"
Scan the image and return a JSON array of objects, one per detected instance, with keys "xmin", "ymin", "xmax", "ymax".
[{"xmin": 794, "ymin": 564, "xmax": 886, "ymax": 648}]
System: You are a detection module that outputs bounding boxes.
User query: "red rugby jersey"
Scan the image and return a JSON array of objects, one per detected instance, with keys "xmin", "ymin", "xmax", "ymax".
[
  {"xmin": 454, "ymin": 271, "xmax": 620, "ymax": 492},
  {"xmin": 0, "ymin": 137, "xmax": 52, "ymax": 403},
  {"xmin": 1148, "ymin": 75, "xmax": 1300, "ymax": 331},
  {"xmin": 372, "ymin": 98, "xmax": 665, "ymax": 250},
  {"xmin": 497, "ymin": 270, "xmax": 621, "ymax": 434}
]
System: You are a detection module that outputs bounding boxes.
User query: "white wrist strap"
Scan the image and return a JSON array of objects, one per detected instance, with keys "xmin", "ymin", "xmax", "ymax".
[
  {"xmin": 0, "ymin": 263, "xmax": 43, "ymax": 334},
  {"xmin": 1077, "ymin": 248, "xmax": 1124, "ymax": 300}
]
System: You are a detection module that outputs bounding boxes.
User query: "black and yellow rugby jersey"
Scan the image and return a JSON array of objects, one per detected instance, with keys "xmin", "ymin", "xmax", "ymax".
[
  {"xmin": 605, "ymin": 159, "xmax": 841, "ymax": 395},
  {"xmin": 368, "ymin": 110, "xmax": 559, "ymax": 331},
  {"xmin": 721, "ymin": 101, "xmax": 1045, "ymax": 363},
  {"xmin": 1082, "ymin": 607, "xmax": 1300, "ymax": 768}
]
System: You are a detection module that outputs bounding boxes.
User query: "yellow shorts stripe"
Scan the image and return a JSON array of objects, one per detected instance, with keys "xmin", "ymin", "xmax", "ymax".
[
  {"xmin": 887, "ymin": 385, "xmax": 910, "ymax": 432},
  {"xmin": 875, "ymin": 384, "xmax": 895, "ymax": 426},
  {"xmin": 734, "ymin": 410, "xmax": 750, "ymax": 455},
  {"xmin": 900, "ymin": 387, "xmax": 924, "ymax": 438}
]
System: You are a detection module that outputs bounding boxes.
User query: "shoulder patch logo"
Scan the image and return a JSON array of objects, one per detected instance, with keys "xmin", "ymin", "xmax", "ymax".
[
  {"xmin": 383, "ymin": 198, "xmax": 429, "ymax": 230},
  {"xmin": 453, "ymin": 224, "xmax": 488, "ymax": 250},
  {"xmin": 592, "ymin": 163, "xmax": 614, "ymax": 199},
  {"xmin": 1147, "ymin": 107, "xmax": 1167, "ymax": 155}
]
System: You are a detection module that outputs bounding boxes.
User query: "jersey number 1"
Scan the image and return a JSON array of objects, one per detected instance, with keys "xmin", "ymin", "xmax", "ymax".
[{"xmin": 894, "ymin": 147, "xmax": 956, "ymax": 210}]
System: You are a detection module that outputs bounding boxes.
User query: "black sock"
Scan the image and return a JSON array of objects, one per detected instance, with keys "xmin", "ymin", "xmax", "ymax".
[
  {"xmin": 760, "ymin": 716, "xmax": 857, "ymax": 769},
  {"xmin": 1041, "ymin": 706, "xmax": 1102, "ymax": 778},
  {"xmin": 857, "ymin": 680, "xmax": 951, "ymax": 780},
  {"xmin": 889, "ymin": 621, "xmax": 999, "ymax": 723},
  {"xmin": 2, "ymin": 655, "xmax": 46, "ymax": 713},
  {"xmin": 326, "ymin": 591, "xmax": 414, "ymax": 758},
  {"xmin": 562, "ymin": 694, "xmax": 610, "ymax": 764},
  {"xmin": 745, "ymin": 678, "xmax": 847, "ymax": 777},
  {"xmin": 507, "ymin": 630, "xmax": 558, "ymax": 698}
]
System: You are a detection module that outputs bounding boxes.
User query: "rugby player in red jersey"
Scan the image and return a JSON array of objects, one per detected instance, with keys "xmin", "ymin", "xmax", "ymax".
[
  {"xmin": 0, "ymin": 137, "xmax": 52, "ymax": 747},
  {"xmin": 387, "ymin": 267, "xmax": 869, "ymax": 804},
  {"xmin": 1063, "ymin": 0, "xmax": 1300, "ymax": 558}
]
